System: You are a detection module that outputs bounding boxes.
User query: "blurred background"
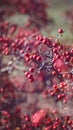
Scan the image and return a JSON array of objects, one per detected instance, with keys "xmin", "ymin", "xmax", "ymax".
[
  {"xmin": 4, "ymin": 0, "xmax": 73, "ymax": 43},
  {"xmin": 0, "ymin": 0, "xmax": 73, "ymax": 43}
]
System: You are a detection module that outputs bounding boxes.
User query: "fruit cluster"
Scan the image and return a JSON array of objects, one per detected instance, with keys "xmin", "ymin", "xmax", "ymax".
[
  {"xmin": 0, "ymin": 24, "xmax": 73, "ymax": 129},
  {"xmin": 0, "ymin": 1, "xmax": 73, "ymax": 130}
]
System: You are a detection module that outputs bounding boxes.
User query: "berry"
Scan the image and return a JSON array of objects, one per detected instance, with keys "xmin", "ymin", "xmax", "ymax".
[{"xmin": 58, "ymin": 28, "xmax": 64, "ymax": 34}]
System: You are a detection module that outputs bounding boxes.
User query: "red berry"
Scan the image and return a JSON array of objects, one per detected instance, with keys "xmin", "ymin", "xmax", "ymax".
[
  {"xmin": 29, "ymin": 68, "xmax": 34, "ymax": 72},
  {"xmin": 58, "ymin": 28, "xmax": 64, "ymax": 34},
  {"xmin": 36, "ymin": 56, "xmax": 42, "ymax": 61}
]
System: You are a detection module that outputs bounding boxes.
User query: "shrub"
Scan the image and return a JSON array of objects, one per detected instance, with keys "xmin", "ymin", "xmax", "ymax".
[{"xmin": 0, "ymin": 24, "xmax": 73, "ymax": 129}]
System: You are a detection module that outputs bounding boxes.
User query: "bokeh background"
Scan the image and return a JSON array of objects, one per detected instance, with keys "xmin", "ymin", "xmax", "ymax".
[{"xmin": 4, "ymin": 0, "xmax": 73, "ymax": 43}]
